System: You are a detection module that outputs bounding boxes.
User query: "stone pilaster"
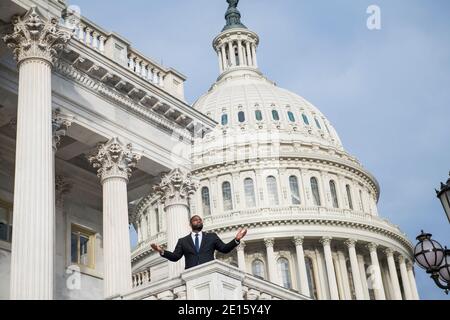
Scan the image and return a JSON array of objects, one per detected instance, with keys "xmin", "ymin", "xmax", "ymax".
[
  {"xmin": 236, "ymin": 241, "xmax": 246, "ymax": 272},
  {"xmin": 264, "ymin": 238, "xmax": 278, "ymax": 285},
  {"xmin": 88, "ymin": 137, "xmax": 140, "ymax": 298},
  {"xmin": 3, "ymin": 6, "xmax": 72, "ymax": 300}
]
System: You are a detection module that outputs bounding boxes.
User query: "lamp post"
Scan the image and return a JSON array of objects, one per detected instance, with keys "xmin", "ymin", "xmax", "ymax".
[
  {"xmin": 414, "ymin": 231, "xmax": 450, "ymax": 294},
  {"xmin": 436, "ymin": 173, "xmax": 450, "ymax": 223}
]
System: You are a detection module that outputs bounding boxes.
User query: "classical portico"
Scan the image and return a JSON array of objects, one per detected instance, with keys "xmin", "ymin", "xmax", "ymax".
[{"xmin": 0, "ymin": 2, "xmax": 214, "ymax": 300}]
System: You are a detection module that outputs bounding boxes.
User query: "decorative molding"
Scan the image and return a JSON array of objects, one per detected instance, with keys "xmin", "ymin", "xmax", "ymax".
[
  {"xmin": 153, "ymin": 168, "xmax": 198, "ymax": 208},
  {"xmin": 293, "ymin": 236, "xmax": 304, "ymax": 247},
  {"xmin": 264, "ymin": 238, "xmax": 274, "ymax": 248},
  {"xmin": 2, "ymin": 7, "xmax": 72, "ymax": 65},
  {"xmin": 52, "ymin": 110, "xmax": 73, "ymax": 151},
  {"xmin": 344, "ymin": 239, "xmax": 357, "ymax": 249},
  {"xmin": 88, "ymin": 137, "xmax": 141, "ymax": 183}
]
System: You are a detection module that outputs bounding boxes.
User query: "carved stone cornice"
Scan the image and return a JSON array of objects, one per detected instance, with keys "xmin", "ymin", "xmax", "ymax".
[
  {"xmin": 88, "ymin": 137, "xmax": 141, "ymax": 183},
  {"xmin": 2, "ymin": 7, "xmax": 72, "ymax": 65},
  {"xmin": 153, "ymin": 168, "xmax": 198, "ymax": 208}
]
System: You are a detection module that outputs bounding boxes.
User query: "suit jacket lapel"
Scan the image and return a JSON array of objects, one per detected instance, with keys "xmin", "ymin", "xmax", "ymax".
[
  {"xmin": 187, "ymin": 233, "xmax": 196, "ymax": 252},
  {"xmin": 198, "ymin": 232, "xmax": 207, "ymax": 253}
]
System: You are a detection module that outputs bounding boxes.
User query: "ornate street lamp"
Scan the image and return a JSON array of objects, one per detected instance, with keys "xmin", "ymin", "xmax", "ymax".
[
  {"xmin": 414, "ymin": 231, "xmax": 450, "ymax": 294},
  {"xmin": 436, "ymin": 173, "xmax": 450, "ymax": 223}
]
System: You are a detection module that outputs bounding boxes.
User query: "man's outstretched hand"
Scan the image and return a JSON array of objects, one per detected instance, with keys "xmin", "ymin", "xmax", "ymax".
[
  {"xmin": 235, "ymin": 228, "xmax": 248, "ymax": 241},
  {"xmin": 151, "ymin": 243, "xmax": 163, "ymax": 254}
]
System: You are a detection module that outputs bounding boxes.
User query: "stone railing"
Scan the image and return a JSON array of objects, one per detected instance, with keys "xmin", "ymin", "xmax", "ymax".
[
  {"xmin": 132, "ymin": 268, "xmax": 151, "ymax": 288},
  {"xmin": 61, "ymin": 14, "xmax": 186, "ymax": 99},
  {"xmin": 119, "ymin": 260, "xmax": 309, "ymax": 300}
]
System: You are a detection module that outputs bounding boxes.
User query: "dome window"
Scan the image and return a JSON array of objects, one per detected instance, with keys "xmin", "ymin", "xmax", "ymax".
[
  {"xmin": 302, "ymin": 114, "xmax": 310, "ymax": 126},
  {"xmin": 289, "ymin": 176, "xmax": 301, "ymax": 205},
  {"xmin": 314, "ymin": 117, "xmax": 322, "ymax": 129},
  {"xmin": 221, "ymin": 114, "xmax": 228, "ymax": 126},
  {"xmin": 201, "ymin": 187, "xmax": 211, "ymax": 216},
  {"xmin": 244, "ymin": 178, "xmax": 256, "ymax": 207},
  {"xmin": 238, "ymin": 111, "xmax": 246, "ymax": 123},
  {"xmin": 222, "ymin": 181, "xmax": 233, "ymax": 211},
  {"xmin": 288, "ymin": 111, "xmax": 296, "ymax": 122},
  {"xmin": 266, "ymin": 176, "xmax": 280, "ymax": 205},
  {"xmin": 272, "ymin": 110, "xmax": 280, "ymax": 121},
  {"xmin": 329, "ymin": 180, "xmax": 339, "ymax": 208},
  {"xmin": 346, "ymin": 185, "xmax": 353, "ymax": 210},
  {"xmin": 310, "ymin": 177, "xmax": 321, "ymax": 206},
  {"xmin": 255, "ymin": 110, "xmax": 263, "ymax": 121}
]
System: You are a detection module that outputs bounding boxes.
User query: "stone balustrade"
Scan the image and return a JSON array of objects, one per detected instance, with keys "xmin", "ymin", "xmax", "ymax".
[
  {"xmin": 121, "ymin": 260, "xmax": 309, "ymax": 300},
  {"xmin": 132, "ymin": 268, "xmax": 151, "ymax": 288}
]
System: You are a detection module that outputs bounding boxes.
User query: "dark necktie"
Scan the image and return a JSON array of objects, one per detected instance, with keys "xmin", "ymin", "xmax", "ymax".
[{"xmin": 195, "ymin": 233, "xmax": 200, "ymax": 253}]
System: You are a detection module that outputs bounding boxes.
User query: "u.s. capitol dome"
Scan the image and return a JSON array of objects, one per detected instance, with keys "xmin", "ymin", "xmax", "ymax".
[{"xmin": 132, "ymin": 1, "xmax": 418, "ymax": 300}]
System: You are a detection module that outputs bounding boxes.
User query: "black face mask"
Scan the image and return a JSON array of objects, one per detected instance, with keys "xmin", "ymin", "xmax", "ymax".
[{"xmin": 192, "ymin": 223, "xmax": 203, "ymax": 232}]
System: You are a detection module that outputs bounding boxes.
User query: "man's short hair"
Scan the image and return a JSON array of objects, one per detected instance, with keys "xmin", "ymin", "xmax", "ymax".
[{"xmin": 189, "ymin": 215, "xmax": 202, "ymax": 224}]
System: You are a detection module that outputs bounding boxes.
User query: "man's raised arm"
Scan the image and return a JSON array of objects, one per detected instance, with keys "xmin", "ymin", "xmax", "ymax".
[{"xmin": 151, "ymin": 240, "xmax": 184, "ymax": 262}]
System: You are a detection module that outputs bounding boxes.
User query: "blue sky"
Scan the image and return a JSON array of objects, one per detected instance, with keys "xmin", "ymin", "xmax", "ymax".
[{"xmin": 69, "ymin": 0, "xmax": 450, "ymax": 300}]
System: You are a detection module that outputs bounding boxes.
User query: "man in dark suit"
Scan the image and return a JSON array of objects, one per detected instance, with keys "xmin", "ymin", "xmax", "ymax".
[{"xmin": 151, "ymin": 215, "xmax": 247, "ymax": 270}]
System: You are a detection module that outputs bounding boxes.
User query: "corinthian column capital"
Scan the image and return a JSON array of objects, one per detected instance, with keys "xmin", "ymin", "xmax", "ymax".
[
  {"xmin": 153, "ymin": 168, "xmax": 198, "ymax": 208},
  {"xmin": 88, "ymin": 137, "xmax": 141, "ymax": 183},
  {"xmin": 52, "ymin": 110, "xmax": 73, "ymax": 151},
  {"xmin": 2, "ymin": 7, "xmax": 73, "ymax": 65}
]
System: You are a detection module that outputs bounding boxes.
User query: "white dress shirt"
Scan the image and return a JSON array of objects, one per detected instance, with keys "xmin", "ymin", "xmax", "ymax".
[{"xmin": 191, "ymin": 231, "xmax": 203, "ymax": 249}]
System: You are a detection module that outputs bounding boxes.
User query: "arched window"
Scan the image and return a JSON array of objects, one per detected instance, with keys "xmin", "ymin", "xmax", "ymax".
[
  {"xmin": 287, "ymin": 111, "xmax": 295, "ymax": 122},
  {"xmin": 252, "ymin": 259, "xmax": 265, "ymax": 279},
  {"xmin": 266, "ymin": 176, "xmax": 279, "ymax": 205},
  {"xmin": 302, "ymin": 113, "xmax": 310, "ymax": 125},
  {"xmin": 201, "ymin": 187, "xmax": 211, "ymax": 216},
  {"xmin": 329, "ymin": 180, "xmax": 339, "ymax": 208},
  {"xmin": 238, "ymin": 111, "xmax": 245, "ymax": 123},
  {"xmin": 305, "ymin": 257, "xmax": 318, "ymax": 299},
  {"xmin": 278, "ymin": 258, "xmax": 292, "ymax": 289},
  {"xmin": 289, "ymin": 175, "xmax": 301, "ymax": 205},
  {"xmin": 314, "ymin": 117, "xmax": 322, "ymax": 129},
  {"xmin": 272, "ymin": 110, "xmax": 280, "ymax": 121},
  {"xmin": 244, "ymin": 178, "xmax": 256, "ymax": 208},
  {"xmin": 221, "ymin": 114, "xmax": 228, "ymax": 126},
  {"xmin": 310, "ymin": 177, "xmax": 321, "ymax": 206},
  {"xmin": 222, "ymin": 181, "xmax": 233, "ymax": 211},
  {"xmin": 346, "ymin": 185, "xmax": 353, "ymax": 210},
  {"xmin": 255, "ymin": 110, "xmax": 263, "ymax": 121}
]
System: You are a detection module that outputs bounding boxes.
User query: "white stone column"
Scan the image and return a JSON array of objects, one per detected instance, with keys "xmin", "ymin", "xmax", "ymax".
[
  {"xmin": 237, "ymin": 40, "xmax": 244, "ymax": 66},
  {"xmin": 228, "ymin": 41, "xmax": 236, "ymax": 67},
  {"xmin": 293, "ymin": 237, "xmax": 310, "ymax": 297},
  {"xmin": 398, "ymin": 255, "xmax": 413, "ymax": 300},
  {"xmin": 344, "ymin": 239, "xmax": 365, "ymax": 300},
  {"xmin": 217, "ymin": 49, "xmax": 224, "ymax": 73},
  {"xmin": 251, "ymin": 43, "xmax": 258, "ymax": 68},
  {"xmin": 88, "ymin": 137, "xmax": 141, "ymax": 298},
  {"xmin": 3, "ymin": 7, "xmax": 71, "ymax": 300},
  {"xmin": 237, "ymin": 241, "xmax": 246, "ymax": 272},
  {"xmin": 406, "ymin": 262, "xmax": 420, "ymax": 300},
  {"xmin": 264, "ymin": 238, "xmax": 278, "ymax": 285},
  {"xmin": 385, "ymin": 248, "xmax": 403, "ymax": 300},
  {"xmin": 154, "ymin": 168, "xmax": 198, "ymax": 279},
  {"xmin": 367, "ymin": 243, "xmax": 386, "ymax": 300},
  {"xmin": 220, "ymin": 44, "xmax": 228, "ymax": 70},
  {"xmin": 245, "ymin": 41, "xmax": 253, "ymax": 67},
  {"xmin": 319, "ymin": 237, "xmax": 339, "ymax": 300}
]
